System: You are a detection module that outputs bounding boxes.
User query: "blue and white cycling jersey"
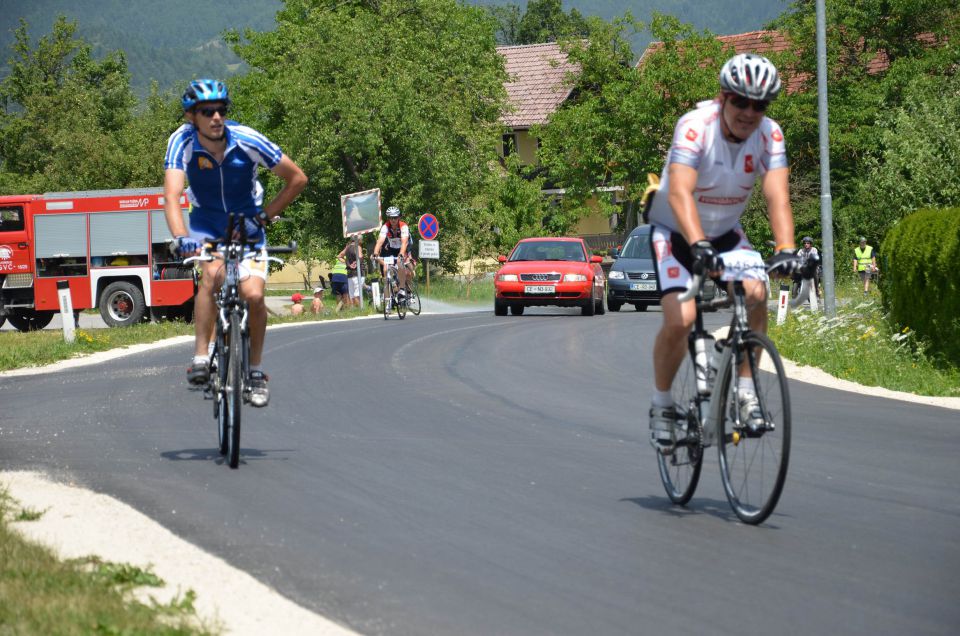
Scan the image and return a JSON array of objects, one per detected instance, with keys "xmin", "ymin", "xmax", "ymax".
[{"xmin": 164, "ymin": 120, "xmax": 283, "ymax": 243}]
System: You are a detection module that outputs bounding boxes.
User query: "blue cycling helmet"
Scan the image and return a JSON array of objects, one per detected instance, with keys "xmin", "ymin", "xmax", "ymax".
[{"xmin": 181, "ymin": 79, "xmax": 230, "ymax": 111}]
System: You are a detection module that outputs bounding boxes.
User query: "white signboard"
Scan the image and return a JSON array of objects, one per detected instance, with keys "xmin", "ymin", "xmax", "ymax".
[
  {"xmin": 340, "ymin": 188, "xmax": 382, "ymax": 237},
  {"xmin": 418, "ymin": 240, "xmax": 439, "ymax": 259}
]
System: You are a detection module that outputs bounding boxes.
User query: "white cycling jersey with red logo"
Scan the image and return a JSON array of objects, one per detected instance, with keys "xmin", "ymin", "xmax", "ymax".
[{"xmin": 647, "ymin": 99, "xmax": 788, "ymax": 238}]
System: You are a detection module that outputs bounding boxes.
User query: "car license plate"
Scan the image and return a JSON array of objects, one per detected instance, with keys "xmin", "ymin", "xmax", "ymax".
[
  {"xmin": 525, "ymin": 285, "xmax": 555, "ymax": 294},
  {"xmin": 630, "ymin": 282, "xmax": 656, "ymax": 291}
]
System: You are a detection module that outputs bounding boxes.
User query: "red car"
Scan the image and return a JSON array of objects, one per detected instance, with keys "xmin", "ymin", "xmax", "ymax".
[{"xmin": 494, "ymin": 237, "xmax": 606, "ymax": 316}]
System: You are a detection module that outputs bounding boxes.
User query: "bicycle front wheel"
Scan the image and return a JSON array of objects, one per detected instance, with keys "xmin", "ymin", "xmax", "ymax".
[
  {"xmin": 717, "ymin": 331, "xmax": 790, "ymax": 524},
  {"xmin": 382, "ymin": 278, "xmax": 391, "ymax": 320},
  {"xmin": 212, "ymin": 335, "xmax": 228, "ymax": 456},
  {"xmin": 656, "ymin": 350, "xmax": 703, "ymax": 505},
  {"xmin": 396, "ymin": 289, "xmax": 407, "ymax": 319},
  {"xmin": 226, "ymin": 311, "xmax": 243, "ymax": 469}
]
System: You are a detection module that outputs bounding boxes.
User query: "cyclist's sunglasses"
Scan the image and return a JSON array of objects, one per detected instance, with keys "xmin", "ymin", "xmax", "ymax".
[
  {"xmin": 196, "ymin": 105, "xmax": 229, "ymax": 118},
  {"xmin": 727, "ymin": 95, "xmax": 770, "ymax": 113}
]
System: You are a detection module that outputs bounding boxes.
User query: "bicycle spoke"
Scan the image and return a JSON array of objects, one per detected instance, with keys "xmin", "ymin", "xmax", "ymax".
[{"xmin": 717, "ymin": 332, "xmax": 790, "ymax": 524}]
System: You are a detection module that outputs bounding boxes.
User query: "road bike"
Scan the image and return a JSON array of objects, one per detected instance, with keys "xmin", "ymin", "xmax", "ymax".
[
  {"xmin": 655, "ymin": 252, "xmax": 818, "ymax": 524},
  {"xmin": 184, "ymin": 214, "xmax": 294, "ymax": 469},
  {"xmin": 375, "ymin": 255, "xmax": 407, "ymax": 320}
]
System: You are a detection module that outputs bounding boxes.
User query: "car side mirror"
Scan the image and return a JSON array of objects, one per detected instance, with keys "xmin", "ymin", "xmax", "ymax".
[
  {"xmin": 590, "ymin": 255, "xmax": 603, "ymax": 264},
  {"xmin": 497, "ymin": 255, "xmax": 507, "ymax": 263}
]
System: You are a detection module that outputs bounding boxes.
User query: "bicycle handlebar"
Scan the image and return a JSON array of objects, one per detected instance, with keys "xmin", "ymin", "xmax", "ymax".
[{"xmin": 676, "ymin": 254, "xmax": 820, "ymax": 304}]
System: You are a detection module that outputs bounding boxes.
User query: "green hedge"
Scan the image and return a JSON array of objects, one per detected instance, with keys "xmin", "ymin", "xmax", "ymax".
[{"xmin": 881, "ymin": 207, "xmax": 960, "ymax": 366}]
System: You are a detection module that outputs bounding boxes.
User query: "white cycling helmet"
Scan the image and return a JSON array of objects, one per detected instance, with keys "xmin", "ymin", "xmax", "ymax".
[
  {"xmin": 385, "ymin": 206, "xmax": 401, "ymax": 218},
  {"xmin": 719, "ymin": 54, "xmax": 782, "ymax": 101}
]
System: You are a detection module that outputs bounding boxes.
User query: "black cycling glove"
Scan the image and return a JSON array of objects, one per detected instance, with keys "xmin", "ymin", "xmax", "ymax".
[
  {"xmin": 768, "ymin": 249, "xmax": 802, "ymax": 276},
  {"xmin": 690, "ymin": 240, "xmax": 721, "ymax": 275}
]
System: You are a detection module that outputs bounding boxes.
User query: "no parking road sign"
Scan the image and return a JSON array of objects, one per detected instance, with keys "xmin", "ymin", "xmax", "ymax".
[{"xmin": 418, "ymin": 213, "xmax": 439, "ymax": 240}]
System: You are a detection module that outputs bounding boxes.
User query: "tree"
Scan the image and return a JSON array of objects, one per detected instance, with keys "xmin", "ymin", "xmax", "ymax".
[
  {"xmin": 0, "ymin": 16, "xmax": 164, "ymax": 192},
  {"xmin": 535, "ymin": 13, "xmax": 729, "ymax": 232},
  {"xmin": 226, "ymin": 0, "xmax": 511, "ymax": 272},
  {"xmin": 517, "ymin": 0, "xmax": 589, "ymax": 45}
]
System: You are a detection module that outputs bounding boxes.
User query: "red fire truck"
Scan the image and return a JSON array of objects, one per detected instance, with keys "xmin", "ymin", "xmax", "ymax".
[{"xmin": 0, "ymin": 188, "xmax": 195, "ymax": 332}]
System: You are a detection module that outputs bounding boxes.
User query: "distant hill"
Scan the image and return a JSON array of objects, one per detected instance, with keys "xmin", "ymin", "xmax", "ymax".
[
  {"xmin": 1, "ymin": 0, "xmax": 789, "ymax": 97},
  {"xmin": 0, "ymin": 0, "xmax": 283, "ymax": 96}
]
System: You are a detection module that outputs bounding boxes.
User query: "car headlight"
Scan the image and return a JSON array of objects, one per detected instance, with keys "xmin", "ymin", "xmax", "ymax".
[
  {"xmin": 497, "ymin": 273, "xmax": 518, "ymax": 282},
  {"xmin": 563, "ymin": 273, "xmax": 587, "ymax": 282},
  {"xmin": 608, "ymin": 270, "xmax": 624, "ymax": 279}
]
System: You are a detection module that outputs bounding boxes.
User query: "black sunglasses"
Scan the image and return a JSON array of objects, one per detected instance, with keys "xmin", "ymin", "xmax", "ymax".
[
  {"xmin": 196, "ymin": 105, "xmax": 229, "ymax": 118},
  {"xmin": 727, "ymin": 95, "xmax": 769, "ymax": 113}
]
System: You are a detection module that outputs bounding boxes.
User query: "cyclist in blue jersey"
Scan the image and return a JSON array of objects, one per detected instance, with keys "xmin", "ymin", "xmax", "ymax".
[{"xmin": 163, "ymin": 79, "xmax": 307, "ymax": 407}]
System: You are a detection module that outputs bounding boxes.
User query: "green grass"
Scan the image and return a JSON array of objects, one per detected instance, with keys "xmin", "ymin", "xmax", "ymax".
[
  {"xmin": 418, "ymin": 276, "xmax": 494, "ymax": 304},
  {"xmin": 0, "ymin": 488, "xmax": 214, "ymax": 635},
  {"xmin": 768, "ymin": 281, "xmax": 960, "ymax": 397}
]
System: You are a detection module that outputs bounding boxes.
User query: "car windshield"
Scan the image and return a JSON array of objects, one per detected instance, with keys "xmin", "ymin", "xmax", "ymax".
[
  {"xmin": 510, "ymin": 241, "xmax": 585, "ymax": 262},
  {"xmin": 620, "ymin": 234, "xmax": 653, "ymax": 259}
]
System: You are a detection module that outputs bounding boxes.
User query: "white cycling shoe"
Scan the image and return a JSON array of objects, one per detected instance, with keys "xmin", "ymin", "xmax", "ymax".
[{"xmin": 649, "ymin": 405, "xmax": 678, "ymax": 453}]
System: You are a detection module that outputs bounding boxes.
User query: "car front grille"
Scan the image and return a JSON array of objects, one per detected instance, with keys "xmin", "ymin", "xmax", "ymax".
[
  {"xmin": 519, "ymin": 273, "xmax": 562, "ymax": 282},
  {"xmin": 627, "ymin": 272, "xmax": 656, "ymax": 281}
]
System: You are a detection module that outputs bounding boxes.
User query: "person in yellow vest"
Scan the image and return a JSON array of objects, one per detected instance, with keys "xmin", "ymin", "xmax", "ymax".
[
  {"xmin": 853, "ymin": 236, "xmax": 878, "ymax": 294},
  {"xmin": 329, "ymin": 255, "xmax": 350, "ymax": 311}
]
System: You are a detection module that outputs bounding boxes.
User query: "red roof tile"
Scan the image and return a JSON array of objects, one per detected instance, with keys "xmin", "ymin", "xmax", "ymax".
[{"xmin": 497, "ymin": 42, "xmax": 579, "ymax": 128}]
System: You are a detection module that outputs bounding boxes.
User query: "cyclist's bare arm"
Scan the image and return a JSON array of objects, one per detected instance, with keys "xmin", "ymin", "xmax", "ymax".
[
  {"xmin": 163, "ymin": 168, "xmax": 189, "ymax": 239},
  {"xmin": 762, "ymin": 167, "xmax": 794, "ymax": 250},
  {"xmin": 666, "ymin": 163, "xmax": 707, "ymax": 244},
  {"xmin": 263, "ymin": 154, "xmax": 308, "ymax": 221}
]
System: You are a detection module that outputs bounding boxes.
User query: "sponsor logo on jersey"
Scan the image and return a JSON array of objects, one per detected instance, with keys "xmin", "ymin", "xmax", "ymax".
[
  {"xmin": 685, "ymin": 128, "xmax": 698, "ymax": 142},
  {"xmin": 653, "ymin": 239, "xmax": 671, "ymax": 261},
  {"xmin": 198, "ymin": 156, "xmax": 214, "ymax": 170},
  {"xmin": 744, "ymin": 154, "xmax": 754, "ymax": 173},
  {"xmin": 667, "ymin": 266, "xmax": 680, "ymax": 279},
  {"xmin": 772, "ymin": 129, "xmax": 783, "ymax": 142},
  {"xmin": 698, "ymin": 195, "xmax": 750, "ymax": 206}
]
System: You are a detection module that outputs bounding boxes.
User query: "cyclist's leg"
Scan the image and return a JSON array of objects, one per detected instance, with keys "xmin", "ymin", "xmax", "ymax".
[
  {"xmin": 239, "ymin": 262, "xmax": 268, "ymax": 367},
  {"xmin": 188, "ymin": 258, "xmax": 222, "ymax": 384}
]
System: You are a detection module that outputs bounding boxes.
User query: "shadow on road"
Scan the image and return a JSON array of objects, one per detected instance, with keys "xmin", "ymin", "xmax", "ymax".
[
  {"xmin": 620, "ymin": 495, "xmax": 748, "ymax": 525},
  {"xmin": 160, "ymin": 447, "xmax": 295, "ymax": 464}
]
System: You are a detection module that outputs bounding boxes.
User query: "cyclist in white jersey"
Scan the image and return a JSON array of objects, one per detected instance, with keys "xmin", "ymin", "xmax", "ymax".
[{"xmin": 646, "ymin": 54, "xmax": 802, "ymax": 451}]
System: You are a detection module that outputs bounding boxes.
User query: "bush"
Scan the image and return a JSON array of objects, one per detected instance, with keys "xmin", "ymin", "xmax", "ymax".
[{"xmin": 881, "ymin": 207, "xmax": 960, "ymax": 366}]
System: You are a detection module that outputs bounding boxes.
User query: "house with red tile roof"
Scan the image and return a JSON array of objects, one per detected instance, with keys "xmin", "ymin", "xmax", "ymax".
[
  {"xmin": 497, "ymin": 42, "xmax": 578, "ymax": 165},
  {"xmin": 496, "ymin": 42, "xmax": 617, "ymax": 239}
]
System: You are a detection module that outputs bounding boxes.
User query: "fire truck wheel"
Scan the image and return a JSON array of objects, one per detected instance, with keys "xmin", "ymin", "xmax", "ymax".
[
  {"xmin": 7, "ymin": 309, "xmax": 55, "ymax": 332},
  {"xmin": 99, "ymin": 281, "xmax": 146, "ymax": 327}
]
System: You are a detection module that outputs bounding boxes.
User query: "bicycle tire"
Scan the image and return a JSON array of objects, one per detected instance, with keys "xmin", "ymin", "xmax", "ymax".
[
  {"xmin": 213, "ymin": 335, "xmax": 228, "ymax": 456},
  {"xmin": 656, "ymin": 350, "xmax": 704, "ymax": 505},
  {"xmin": 717, "ymin": 331, "xmax": 791, "ymax": 524},
  {"xmin": 408, "ymin": 280, "xmax": 421, "ymax": 316},
  {"xmin": 396, "ymin": 286, "xmax": 407, "ymax": 320},
  {"xmin": 382, "ymin": 276, "xmax": 391, "ymax": 320},
  {"xmin": 226, "ymin": 310, "xmax": 243, "ymax": 469}
]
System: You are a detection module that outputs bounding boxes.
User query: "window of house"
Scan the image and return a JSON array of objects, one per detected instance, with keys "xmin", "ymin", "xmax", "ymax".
[{"xmin": 502, "ymin": 133, "xmax": 517, "ymax": 158}]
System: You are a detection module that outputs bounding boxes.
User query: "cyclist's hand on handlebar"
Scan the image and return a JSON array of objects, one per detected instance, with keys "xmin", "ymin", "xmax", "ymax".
[
  {"xmin": 691, "ymin": 240, "xmax": 722, "ymax": 275},
  {"xmin": 769, "ymin": 248, "xmax": 802, "ymax": 276},
  {"xmin": 175, "ymin": 236, "xmax": 202, "ymax": 258}
]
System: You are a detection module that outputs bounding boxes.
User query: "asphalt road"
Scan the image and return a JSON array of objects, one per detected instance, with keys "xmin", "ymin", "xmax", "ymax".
[{"xmin": 1, "ymin": 306, "xmax": 958, "ymax": 635}]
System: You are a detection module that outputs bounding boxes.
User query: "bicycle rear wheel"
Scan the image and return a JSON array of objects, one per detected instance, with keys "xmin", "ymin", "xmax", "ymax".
[
  {"xmin": 656, "ymin": 350, "xmax": 704, "ymax": 505},
  {"xmin": 396, "ymin": 288, "xmax": 407, "ymax": 319},
  {"xmin": 407, "ymin": 280, "xmax": 421, "ymax": 315},
  {"xmin": 226, "ymin": 311, "xmax": 243, "ymax": 469},
  {"xmin": 717, "ymin": 331, "xmax": 790, "ymax": 524}
]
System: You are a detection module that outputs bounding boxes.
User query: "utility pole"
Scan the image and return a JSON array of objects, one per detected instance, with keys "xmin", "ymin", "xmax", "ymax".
[{"xmin": 816, "ymin": 0, "xmax": 836, "ymax": 316}]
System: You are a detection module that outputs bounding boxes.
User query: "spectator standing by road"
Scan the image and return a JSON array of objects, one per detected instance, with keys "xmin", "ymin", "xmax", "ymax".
[
  {"xmin": 338, "ymin": 240, "xmax": 363, "ymax": 308},
  {"xmin": 797, "ymin": 236, "xmax": 821, "ymax": 299},
  {"xmin": 329, "ymin": 255, "xmax": 350, "ymax": 311},
  {"xmin": 853, "ymin": 236, "xmax": 878, "ymax": 295}
]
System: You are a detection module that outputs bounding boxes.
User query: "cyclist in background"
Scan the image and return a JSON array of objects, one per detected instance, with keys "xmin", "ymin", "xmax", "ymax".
[
  {"xmin": 372, "ymin": 206, "xmax": 409, "ymax": 298},
  {"xmin": 163, "ymin": 79, "xmax": 307, "ymax": 407},
  {"xmin": 645, "ymin": 54, "xmax": 801, "ymax": 451}
]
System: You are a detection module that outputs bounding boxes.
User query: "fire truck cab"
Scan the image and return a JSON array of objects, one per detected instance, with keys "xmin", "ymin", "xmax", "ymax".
[{"xmin": 0, "ymin": 188, "xmax": 195, "ymax": 331}]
